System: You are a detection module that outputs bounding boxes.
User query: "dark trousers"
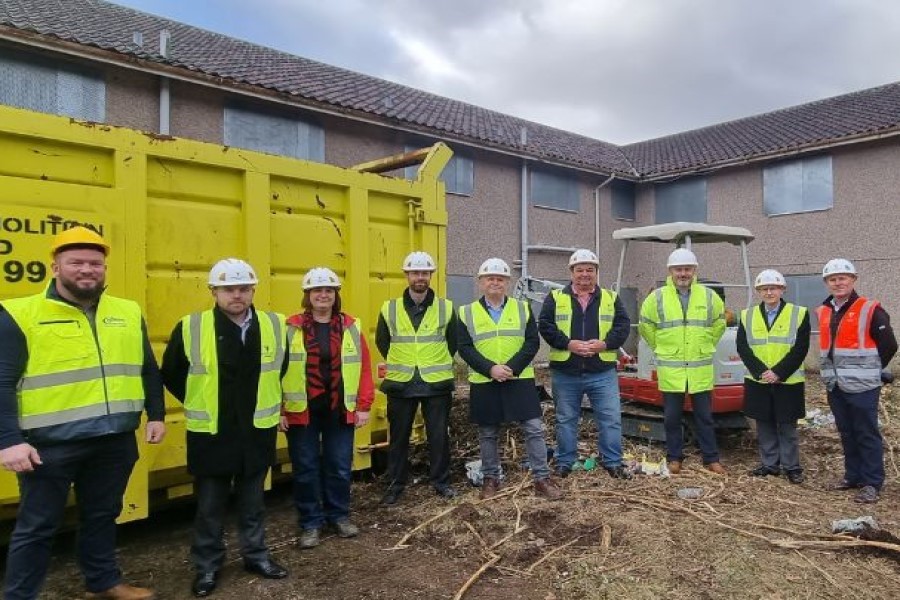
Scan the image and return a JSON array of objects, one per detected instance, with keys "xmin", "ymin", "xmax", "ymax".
[
  {"xmin": 3, "ymin": 432, "xmax": 138, "ymax": 600},
  {"xmin": 385, "ymin": 393, "xmax": 452, "ymax": 491},
  {"xmin": 755, "ymin": 419, "xmax": 801, "ymax": 472},
  {"xmin": 663, "ymin": 391, "xmax": 719, "ymax": 464},
  {"xmin": 828, "ymin": 386, "xmax": 884, "ymax": 489},
  {"xmin": 285, "ymin": 409, "xmax": 354, "ymax": 530},
  {"xmin": 191, "ymin": 470, "xmax": 270, "ymax": 572}
]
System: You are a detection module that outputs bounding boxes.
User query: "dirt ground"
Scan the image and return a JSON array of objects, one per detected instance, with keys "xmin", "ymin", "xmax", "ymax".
[{"xmin": 24, "ymin": 379, "xmax": 900, "ymax": 599}]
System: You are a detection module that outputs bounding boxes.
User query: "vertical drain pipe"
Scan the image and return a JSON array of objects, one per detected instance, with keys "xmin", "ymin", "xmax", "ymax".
[
  {"xmin": 520, "ymin": 126, "xmax": 529, "ymax": 280},
  {"xmin": 594, "ymin": 174, "xmax": 615, "ymax": 263},
  {"xmin": 159, "ymin": 30, "xmax": 171, "ymax": 135}
]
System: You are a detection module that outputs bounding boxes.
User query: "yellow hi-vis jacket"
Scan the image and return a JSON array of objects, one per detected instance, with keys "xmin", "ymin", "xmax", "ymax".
[
  {"xmin": 282, "ymin": 319, "xmax": 363, "ymax": 415},
  {"xmin": 181, "ymin": 309, "xmax": 285, "ymax": 434},
  {"xmin": 2, "ymin": 289, "xmax": 145, "ymax": 439},
  {"xmin": 381, "ymin": 297, "xmax": 453, "ymax": 383},
  {"xmin": 639, "ymin": 278, "xmax": 725, "ymax": 393},
  {"xmin": 739, "ymin": 303, "xmax": 806, "ymax": 385},
  {"xmin": 547, "ymin": 288, "xmax": 617, "ymax": 362},
  {"xmin": 459, "ymin": 298, "xmax": 534, "ymax": 384}
]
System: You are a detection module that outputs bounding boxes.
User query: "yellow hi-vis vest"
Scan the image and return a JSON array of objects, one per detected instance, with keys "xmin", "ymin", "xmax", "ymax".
[
  {"xmin": 459, "ymin": 298, "xmax": 534, "ymax": 384},
  {"xmin": 381, "ymin": 296, "xmax": 453, "ymax": 383},
  {"xmin": 740, "ymin": 303, "xmax": 806, "ymax": 385},
  {"xmin": 638, "ymin": 279, "xmax": 725, "ymax": 394},
  {"xmin": 1, "ymin": 289, "xmax": 145, "ymax": 437},
  {"xmin": 282, "ymin": 318, "xmax": 363, "ymax": 414},
  {"xmin": 548, "ymin": 288, "xmax": 617, "ymax": 362},
  {"xmin": 181, "ymin": 309, "xmax": 285, "ymax": 434}
]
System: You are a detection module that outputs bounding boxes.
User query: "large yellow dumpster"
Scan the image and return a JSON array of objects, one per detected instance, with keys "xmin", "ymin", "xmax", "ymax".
[{"xmin": 0, "ymin": 104, "xmax": 450, "ymax": 528}]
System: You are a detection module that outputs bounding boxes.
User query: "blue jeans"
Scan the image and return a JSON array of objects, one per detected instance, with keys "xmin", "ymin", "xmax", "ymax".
[
  {"xmin": 663, "ymin": 391, "xmax": 719, "ymax": 464},
  {"xmin": 552, "ymin": 369, "xmax": 623, "ymax": 469},
  {"xmin": 479, "ymin": 418, "xmax": 551, "ymax": 481},
  {"xmin": 4, "ymin": 433, "xmax": 138, "ymax": 600},
  {"xmin": 285, "ymin": 409, "xmax": 355, "ymax": 531},
  {"xmin": 828, "ymin": 386, "xmax": 883, "ymax": 489}
]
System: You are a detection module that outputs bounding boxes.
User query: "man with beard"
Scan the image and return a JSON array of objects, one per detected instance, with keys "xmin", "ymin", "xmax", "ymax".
[
  {"xmin": 639, "ymin": 248, "xmax": 727, "ymax": 475},
  {"xmin": 377, "ymin": 251, "xmax": 458, "ymax": 505},
  {"xmin": 161, "ymin": 258, "xmax": 289, "ymax": 596},
  {"xmin": 0, "ymin": 226, "xmax": 166, "ymax": 600}
]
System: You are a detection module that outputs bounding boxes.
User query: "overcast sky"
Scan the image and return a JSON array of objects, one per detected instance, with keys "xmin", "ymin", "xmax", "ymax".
[{"xmin": 113, "ymin": 0, "xmax": 900, "ymax": 144}]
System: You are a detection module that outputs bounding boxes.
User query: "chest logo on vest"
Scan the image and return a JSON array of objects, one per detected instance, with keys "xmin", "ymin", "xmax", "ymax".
[{"xmin": 102, "ymin": 316, "xmax": 127, "ymax": 327}]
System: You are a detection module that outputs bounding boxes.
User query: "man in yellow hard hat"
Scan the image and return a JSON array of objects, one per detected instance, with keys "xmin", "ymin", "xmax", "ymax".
[{"xmin": 0, "ymin": 226, "xmax": 166, "ymax": 600}]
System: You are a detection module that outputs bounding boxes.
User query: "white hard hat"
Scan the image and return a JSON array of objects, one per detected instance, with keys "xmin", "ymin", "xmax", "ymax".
[
  {"xmin": 302, "ymin": 267, "xmax": 341, "ymax": 290},
  {"xmin": 754, "ymin": 269, "xmax": 786, "ymax": 288},
  {"xmin": 477, "ymin": 257, "xmax": 512, "ymax": 278},
  {"xmin": 667, "ymin": 248, "xmax": 699, "ymax": 268},
  {"xmin": 208, "ymin": 258, "xmax": 258, "ymax": 287},
  {"xmin": 569, "ymin": 248, "xmax": 599, "ymax": 268},
  {"xmin": 402, "ymin": 251, "xmax": 437, "ymax": 272},
  {"xmin": 822, "ymin": 258, "xmax": 857, "ymax": 279}
]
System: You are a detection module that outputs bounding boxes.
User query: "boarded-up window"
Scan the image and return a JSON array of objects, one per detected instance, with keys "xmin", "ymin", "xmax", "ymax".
[
  {"xmin": 531, "ymin": 168, "xmax": 580, "ymax": 212},
  {"xmin": 611, "ymin": 180, "xmax": 636, "ymax": 221},
  {"xmin": 783, "ymin": 274, "xmax": 827, "ymax": 330},
  {"xmin": 0, "ymin": 51, "xmax": 105, "ymax": 121},
  {"xmin": 764, "ymin": 156, "xmax": 833, "ymax": 215},
  {"xmin": 655, "ymin": 178, "xmax": 707, "ymax": 223},
  {"xmin": 224, "ymin": 105, "xmax": 324, "ymax": 161}
]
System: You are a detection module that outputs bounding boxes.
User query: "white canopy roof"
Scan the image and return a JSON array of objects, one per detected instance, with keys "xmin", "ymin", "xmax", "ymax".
[{"xmin": 612, "ymin": 222, "xmax": 754, "ymax": 245}]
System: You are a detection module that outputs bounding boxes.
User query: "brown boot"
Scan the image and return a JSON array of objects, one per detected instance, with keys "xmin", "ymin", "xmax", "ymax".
[
  {"xmin": 705, "ymin": 462, "xmax": 727, "ymax": 475},
  {"xmin": 480, "ymin": 477, "xmax": 501, "ymax": 500},
  {"xmin": 668, "ymin": 460, "xmax": 682, "ymax": 474},
  {"xmin": 533, "ymin": 478, "xmax": 564, "ymax": 500},
  {"xmin": 86, "ymin": 583, "xmax": 156, "ymax": 600}
]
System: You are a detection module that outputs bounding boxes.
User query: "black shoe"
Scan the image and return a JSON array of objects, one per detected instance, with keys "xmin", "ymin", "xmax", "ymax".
[
  {"xmin": 192, "ymin": 571, "xmax": 218, "ymax": 597},
  {"xmin": 786, "ymin": 470, "xmax": 805, "ymax": 484},
  {"xmin": 605, "ymin": 465, "xmax": 633, "ymax": 480},
  {"xmin": 435, "ymin": 485, "xmax": 458, "ymax": 499},
  {"xmin": 244, "ymin": 559, "xmax": 288, "ymax": 579},
  {"xmin": 749, "ymin": 465, "xmax": 779, "ymax": 477},
  {"xmin": 556, "ymin": 467, "xmax": 572, "ymax": 479},
  {"xmin": 381, "ymin": 487, "xmax": 403, "ymax": 505}
]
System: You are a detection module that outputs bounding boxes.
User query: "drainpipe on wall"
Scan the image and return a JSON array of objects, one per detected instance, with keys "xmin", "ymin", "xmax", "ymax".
[
  {"xmin": 159, "ymin": 30, "xmax": 171, "ymax": 135},
  {"xmin": 593, "ymin": 174, "xmax": 616, "ymax": 261},
  {"xmin": 520, "ymin": 126, "xmax": 529, "ymax": 280}
]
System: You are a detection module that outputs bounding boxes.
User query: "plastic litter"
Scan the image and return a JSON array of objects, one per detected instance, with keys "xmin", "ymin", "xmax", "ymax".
[
  {"xmin": 801, "ymin": 408, "xmax": 835, "ymax": 429},
  {"xmin": 832, "ymin": 516, "xmax": 879, "ymax": 534},
  {"xmin": 466, "ymin": 460, "xmax": 504, "ymax": 487},
  {"xmin": 676, "ymin": 487, "xmax": 704, "ymax": 500}
]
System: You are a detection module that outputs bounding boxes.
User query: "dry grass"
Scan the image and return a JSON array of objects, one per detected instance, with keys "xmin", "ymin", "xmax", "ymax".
[{"xmin": 394, "ymin": 378, "xmax": 900, "ymax": 599}]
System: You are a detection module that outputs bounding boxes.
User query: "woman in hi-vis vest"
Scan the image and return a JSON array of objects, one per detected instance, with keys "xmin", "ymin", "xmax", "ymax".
[{"xmin": 280, "ymin": 267, "xmax": 374, "ymax": 550}]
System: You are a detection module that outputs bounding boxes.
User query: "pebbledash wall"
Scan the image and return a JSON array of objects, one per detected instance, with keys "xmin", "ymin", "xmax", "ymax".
[{"xmin": 1, "ymin": 41, "xmax": 899, "ymax": 368}]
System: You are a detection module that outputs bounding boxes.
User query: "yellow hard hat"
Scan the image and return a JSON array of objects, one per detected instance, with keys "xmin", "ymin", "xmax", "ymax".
[{"xmin": 49, "ymin": 226, "xmax": 110, "ymax": 257}]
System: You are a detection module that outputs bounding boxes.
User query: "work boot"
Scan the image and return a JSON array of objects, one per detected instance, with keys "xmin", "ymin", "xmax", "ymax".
[
  {"xmin": 785, "ymin": 470, "xmax": 805, "ymax": 485},
  {"xmin": 854, "ymin": 485, "xmax": 880, "ymax": 504},
  {"xmin": 333, "ymin": 520, "xmax": 359, "ymax": 538},
  {"xmin": 434, "ymin": 485, "xmax": 458, "ymax": 499},
  {"xmin": 705, "ymin": 462, "xmax": 727, "ymax": 475},
  {"xmin": 381, "ymin": 486, "xmax": 403, "ymax": 505},
  {"xmin": 298, "ymin": 528, "xmax": 320, "ymax": 549},
  {"xmin": 749, "ymin": 465, "xmax": 779, "ymax": 477},
  {"xmin": 668, "ymin": 460, "xmax": 682, "ymax": 475},
  {"xmin": 605, "ymin": 465, "xmax": 633, "ymax": 480},
  {"xmin": 191, "ymin": 572, "xmax": 217, "ymax": 597},
  {"xmin": 533, "ymin": 478, "xmax": 564, "ymax": 500},
  {"xmin": 480, "ymin": 477, "xmax": 500, "ymax": 500},
  {"xmin": 85, "ymin": 583, "xmax": 156, "ymax": 599}
]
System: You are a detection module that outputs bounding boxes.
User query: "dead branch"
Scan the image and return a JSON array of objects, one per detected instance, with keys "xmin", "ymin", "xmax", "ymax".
[
  {"xmin": 526, "ymin": 535, "xmax": 585, "ymax": 574},
  {"xmin": 794, "ymin": 549, "xmax": 840, "ymax": 588},
  {"xmin": 453, "ymin": 553, "xmax": 501, "ymax": 600},
  {"xmin": 463, "ymin": 521, "xmax": 488, "ymax": 551},
  {"xmin": 390, "ymin": 504, "xmax": 458, "ymax": 549}
]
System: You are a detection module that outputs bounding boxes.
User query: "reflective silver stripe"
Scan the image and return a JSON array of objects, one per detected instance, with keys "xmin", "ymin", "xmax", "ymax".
[
  {"xmin": 858, "ymin": 301, "xmax": 877, "ymax": 347},
  {"xmin": 437, "ymin": 299, "xmax": 447, "ymax": 330},
  {"xmin": 254, "ymin": 403, "xmax": 281, "ymax": 420},
  {"xmin": 289, "ymin": 353, "xmax": 307, "ymax": 361},
  {"xmin": 639, "ymin": 316, "xmax": 655, "ymax": 325},
  {"xmin": 346, "ymin": 393, "xmax": 358, "ymax": 403},
  {"xmin": 259, "ymin": 311, "xmax": 284, "ymax": 373},
  {"xmin": 655, "ymin": 289, "xmax": 666, "ymax": 323},
  {"xmin": 386, "ymin": 364, "xmax": 415, "ymax": 374},
  {"xmin": 767, "ymin": 305, "xmax": 801, "ymax": 344},
  {"xmin": 414, "ymin": 334, "xmax": 445, "ymax": 342},
  {"xmin": 833, "ymin": 348, "xmax": 880, "ymax": 357},
  {"xmin": 656, "ymin": 358, "xmax": 714, "ymax": 368},
  {"xmin": 343, "ymin": 355, "xmax": 362, "ymax": 364},
  {"xmin": 744, "ymin": 308, "xmax": 765, "ymax": 345},
  {"xmin": 471, "ymin": 329, "xmax": 523, "ymax": 342},
  {"xmin": 388, "ymin": 299, "xmax": 399, "ymax": 336},
  {"xmin": 599, "ymin": 315, "xmax": 613, "ymax": 323},
  {"xmin": 20, "ymin": 363, "xmax": 142, "ymax": 391},
  {"xmin": 556, "ymin": 314, "xmax": 570, "ymax": 322},
  {"xmin": 188, "ymin": 313, "xmax": 207, "ymax": 375},
  {"xmin": 392, "ymin": 335, "xmax": 418, "ymax": 342},
  {"xmin": 20, "ymin": 399, "xmax": 144, "ymax": 429},
  {"xmin": 283, "ymin": 392, "xmax": 307, "ymax": 401},
  {"xmin": 185, "ymin": 408, "xmax": 210, "ymax": 421},
  {"xmin": 419, "ymin": 363, "xmax": 453, "ymax": 374},
  {"xmin": 347, "ymin": 323, "xmax": 362, "ymax": 355},
  {"xmin": 657, "ymin": 319, "xmax": 708, "ymax": 329},
  {"xmin": 462, "ymin": 305, "xmax": 476, "ymax": 338},
  {"xmin": 705, "ymin": 288, "xmax": 714, "ymax": 326}
]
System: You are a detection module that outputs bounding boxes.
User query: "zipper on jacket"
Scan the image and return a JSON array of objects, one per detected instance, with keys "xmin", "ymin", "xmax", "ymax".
[{"xmin": 84, "ymin": 306, "xmax": 112, "ymax": 420}]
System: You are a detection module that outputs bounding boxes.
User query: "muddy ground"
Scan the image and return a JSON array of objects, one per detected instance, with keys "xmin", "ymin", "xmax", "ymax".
[{"xmin": 18, "ymin": 379, "xmax": 900, "ymax": 599}]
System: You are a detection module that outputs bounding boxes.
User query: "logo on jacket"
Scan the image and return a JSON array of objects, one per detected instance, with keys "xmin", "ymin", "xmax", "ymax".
[{"xmin": 102, "ymin": 316, "xmax": 127, "ymax": 327}]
